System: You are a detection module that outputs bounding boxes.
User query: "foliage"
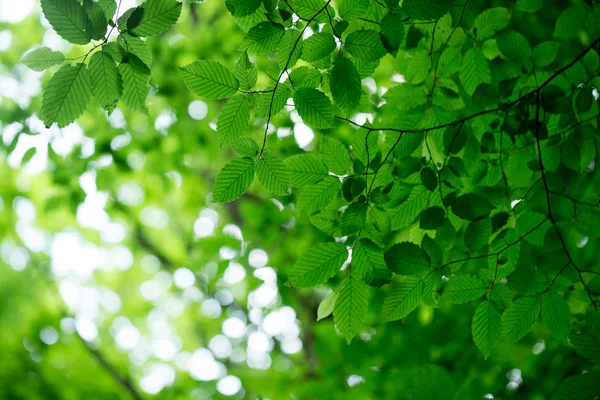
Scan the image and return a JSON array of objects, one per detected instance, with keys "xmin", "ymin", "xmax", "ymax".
[{"xmin": 3, "ymin": 0, "xmax": 600, "ymax": 398}]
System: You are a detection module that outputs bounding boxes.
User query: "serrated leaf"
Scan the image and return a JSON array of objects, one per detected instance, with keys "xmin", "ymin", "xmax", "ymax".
[
  {"xmin": 181, "ymin": 60, "xmax": 239, "ymax": 99},
  {"xmin": 385, "ymin": 242, "xmax": 431, "ymax": 276},
  {"xmin": 472, "ymin": 8, "xmax": 511, "ymax": 40},
  {"xmin": 380, "ymin": 12, "xmax": 405, "ymax": 53},
  {"xmin": 551, "ymin": 372, "xmax": 600, "ymax": 400},
  {"xmin": 497, "ymin": 31, "xmax": 532, "ymax": 61},
  {"xmin": 42, "ymin": 63, "xmax": 92, "ymax": 128},
  {"xmin": 501, "ymin": 296, "xmax": 541, "ymax": 344},
  {"xmin": 451, "ymin": 193, "xmax": 494, "ymax": 220},
  {"xmin": 334, "ymin": 276, "xmax": 369, "ymax": 343},
  {"xmin": 128, "ymin": 0, "xmax": 182, "ymax": 36},
  {"xmin": 89, "ymin": 51, "xmax": 121, "ymax": 112},
  {"xmin": 310, "ymin": 209, "xmax": 342, "ymax": 237},
  {"xmin": 472, "ymin": 300, "xmax": 502, "ymax": 359},
  {"xmin": 570, "ymin": 333, "xmax": 600, "ymax": 364},
  {"xmin": 353, "ymin": 239, "xmax": 387, "ymax": 282},
  {"xmin": 231, "ymin": 137, "xmax": 259, "ymax": 157},
  {"xmin": 290, "ymin": 242, "xmax": 348, "ymax": 288},
  {"xmin": 288, "ymin": 66, "xmax": 321, "ymax": 88},
  {"xmin": 330, "ymin": 58, "xmax": 362, "ymax": 116},
  {"xmin": 257, "ymin": 152, "xmax": 290, "ymax": 195},
  {"xmin": 465, "ymin": 218, "xmax": 492, "ymax": 251},
  {"xmin": 402, "ymin": 0, "xmax": 452, "ymax": 21},
  {"xmin": 460, "ymin": 48, "xmax": 491, "ymax": 96},
  {"xmin": 317, "ymin": 291, "xmax": 337, "ymax": 320},
  {"xmin": 41, "ymin": 0, "xmax": 93, "ymax": 45},
  {"xmin": 234, "ymin": 52, "xmax": 257, "ymax": 91},
  {"xmin": 339, "ymin": 0, "xmax": 369, "ymax": 20},
  {"xmin": 276, "ymin": 29, "xmax": 303, "ymax": 70},
  {"xmin": 213, "ymin": 157, "xmax": 256, "ymax": 203},
  {"xmin": 284, "ymin": 154, "xmax": 328, "ymax": 187},
  {"xmin": 443, "ymin": 275, "xmax": 487, "ymax": 304},
  {"xmin": 117, "ymin": 34, "xmax": 152, "ymax": 68},
  {"xmin": 345, "ymin": 30, "xmax": 387, "ymax": 61},
  {"xmin": 293, "ymin": 88, "xmax": 334, "ymax": 129},
  {"xmin": 320, "ymin": 136, "xmax": 350, "ymax": 175},
  {"xmin": 297, "ymin": 176, "xmax": 341, "ymax": 215},
  {"xmin": 341, "ymin": 202, "xmax": 367, "ymax": 235},
  {"xmin": 21, "ymin": 47, "xmax": 65, "ymax": 71},
  {"xmin": 119, "ymin": 54, "xmax": 150, "ymax": 114},
  {"xmin": 302, "ymin": 32, "xmax": 336, "ymax": 62},
  {"xmin": 240, "ymin": 21, "xmax": 285, "ymax": 54},
  {"xmin": 384, "ymin": 84, "xmax": 428, "ymax": 111},
  {"xmin": 217, "ymin": 94, "xmax": 251, "ymax": 145},
  {"xmin": 542, "ymin": 292, "xmax": 570, "ymax": 340},
  {"xmin": 255, "ymin": 82, "xmax": 292, "ymax": 119},
  {"xmin": 351, "ymin": 128, "xmax": 378, "ymax": 165},
  {"xmin": 381, "ymin": 277, "xmax": 424, "ymax": 322},
  {"xmin": 554, "ymin": 6, "xmax": 586, "ymax": 39},
  {"xmin": 226, "ymin": 0, "xmax": 262, "ymax": 17},
  {"xmin": 84, "ymin": 0, "xmax": 112, "ymax": 40}
]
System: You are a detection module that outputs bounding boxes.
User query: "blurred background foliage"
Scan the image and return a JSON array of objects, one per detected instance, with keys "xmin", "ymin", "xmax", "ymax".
[{"xmin": 0, "ymin": 0, "xmax": 597, "ymax": 399}]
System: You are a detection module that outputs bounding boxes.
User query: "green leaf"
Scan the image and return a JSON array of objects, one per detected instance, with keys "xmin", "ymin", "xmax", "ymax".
[
  {"xmin": 226, "ymin": 0, "xmax": 262, "ymax": 17},
  {"xmin": 240, "ymin": 22, "xmax": 285, "ymax": 54},
  {"xmin": 104, "ymin": 42, "xmax": 127, "ymax": 63},
  {"xmin": 541, "ymin": 292, "xmax": 570, "ymax": 340},
  {"xmin": 345, "ymin": 30, "xmax": 387, "ymax": 61},
  {"xmin": 89, "ymin": 51, "xmax": 121, "ymax": 113},
  {"xmin": 41, "ymin": 0, "xmax": 93, "ymax": 45},
  {"xmin": 231, "ymin": 137, "xmax": 259, "ymax": 158},
  {"xmin": 341, "ymin": 202, "xmax": 368, "ymax": 235},
  {"xmin": 217, "ymin": 94, "xmax": 252, "ymax": 145},
  {"xmin": 42, "ymin": 63, "xmax": 92, "ymax": 128},
  {"xmin": 255, "ymin": 82, "xmax": 292, "ymax": 118},
  {"xmin": 351, "ymin": 129, "xmax": 378, "ymax": 165},
  {"xmin": 128, "ymin": 0, "xmax": 182, "ymax": 36},
  {"xmin": 290, "ymin": 242, "xmax": 348, "ymax": 288},
  {"xmin": 317, "ymin": 291, "xmax": 337, "ymax": 320},
  {"xmin": 380, "ymin": 12, "xmax": 405, "ymax": 53},
  {"xmin": 472, "ymin": 8, "xmax": 511, "ymax": 40},
  {"xmin": 234, "ymin": 52, "xmax": 257, "ymax": 91},
  {"xmin": 517, "ymin": 0, "xmax": 542, "ymax": 13},
  {"xmin": 472, "ymin": 300, "xmax": 502, "ymax": 359},
  {"xmin": 384, "ymin": 84, "xmax": 428, "ymax": 111},
  {"xmin": 460, "ymin": 48, "xmax": 491, "ymax": 96},
  {"xmin": 570, "ymin": 333, "xmax": 600, "ymax": 364},
  {"xmin": 497, "ymin": 31, "xmax": 532, "ymax": 61},
  {"xmin": 353, "ymin": 239, "xmax": 388, "ymax": 283},
  {"xmin": 551, "ymin": 372, "xmax": 600, "ymax": 400},
  {"xmin": 284, "ymin": 154, "xmax": 329, "ymax": 187},
  {"xmin": 381, "ymin": 277, "xmax": 424, "ymax": 322},
  {"xmin": 181, "ymin": 60, "xmax": 239, "ymax": 99},
  {"xmin": 334, "ymin": 275, "xmax": 369, "ymax": 343},
  {"xmin": 339, "ymin": 0, "xmax": 369, "ymax": 20},
  {"xmin": 297, "ymin": 176, "xmax": 341, "ymax": 215},
  {"xmin": 443, "ymin": 275, "xmax": 486, "ymax": 304},
  {"xmin": 320, "ymin": 136, "xmax": 350, "ymax": 175},
  {"xmin": 419, "ymin": 206, "xmax": 445, "ymax": 230},
  {"xmin": 118, "ymin": 34, "xmax": 153, "ymax": 68},
  {"xmin": 384, "ymin": 242, "xmax": 431, "ymax": 276},
  {"xmin": 288, "ymin": 67, "xmax": 322, "ymax": 88},
  {"xmin": 330, "ymin": 58, "xmax": 362, "ymax": 116},
  {"xmin": 293, "ymin": 88, "xmax": 334, "ymax": 129},
  {"xmin": 21, "ymin": 47, "xmax": 65, "ymax": 71},
  {"xmin": 464, "ymin": 218, "xmax": 491, "ymax": 250},
  {"xmin": 276, "ymin": 29, "xmax": 303, "ymax": 70},
  {"xmin": 451, "ymin": 193, "xmax": 494, "ymax": 220},
  {"xmin": 310, "ymin": 210, "xmax": 342, "ymax": 237},
  {"xmin": 118, "ymin": 54, "xmax": 151, "ymax": 114},
  {"xmin": 501, "ymin": 296, "xmax": 541, "ymax": 344},
  {"xmin": 554, "ymin": 6, "xmax": 586, "ymax": 39},
  {"xmin": 84, "ymin": 0, "xmax": 112, "ymax": 40},
  {"xmin": 301, "ymin": 32, "xmax": 336, "ymax": 62},
  {"xmin": 213, "ymin": 157, "xmax": 256, "ymax": 203},
  {"xmin": 257, "ymin": 152, "xmax": 290, "ymax": 195},
  {"xmin": 402, "ymin": 0, "xmax": 452, "ymax": 21},
  {"xmin": 287, "ymin": 0, "xmax": 327, "ymax": 20}
]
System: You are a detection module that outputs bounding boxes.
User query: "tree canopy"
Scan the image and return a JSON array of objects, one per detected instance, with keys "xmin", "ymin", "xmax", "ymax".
[{"xmin": 1, "ymin": 0, "xmax": 600, "ymax": 398}]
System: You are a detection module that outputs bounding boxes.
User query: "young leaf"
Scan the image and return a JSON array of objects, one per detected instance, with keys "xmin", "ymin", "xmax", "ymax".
[
  {"xmin": 317, "ymin": 291, "xmax": 337, "ymax": 321},
  {"xmin": 345, "ymin": 30, "xmax": 387, "ymax": 61},
  {"xmin": 320, "ymin": 136, "xmax": 350, "ymax": 175},
  {"xmin": 284, "ymin": 154, "xmax": 329, "ymax": 187},
  {"xmin": 472, "ymin": 300, "xmax": 502, "ymax": 359},
  {"xmin": 181, "ymin": 60, "xmax": 239, "ymax": 99},
  {"xmin": 541, "ymin": 292, "xmax": 570, "ymax": 340},
  {"xmin": 501, "ymin": 296, "xmax": 541, "ymax": 344},
  {"xmin": 472, "ymin": 8, "xmax": 511, "ymax": 39},
  {"xmin": 330, "ymin": 58, "xmax": 362, "ymax": 116},
  {"xmin": 293, "ymin": 88, "xmax": 334, "ymax": 129},
  {"xmin": 226, "ymin": 0, "xmax": 262, "ymax": 17},
  {"xmin": 402, "ymin": 0, "xmax": 452, "ymax": 21},
  {"xmin": 257, "ymin": 152, "xmax": 290, "ymax": 195},
  {"xmin": 301, "ymin": 32, "xmax": 336, "ymax": 62},
  {"xmin": 213, "ymin": 157, "xmax": 256, "ymax": 203},
  {"xmin": 334, "ymin": 275, "xmax": 369, "ymax": 343},
  {"xmin": 231, "ymin": 137, "xmax": 259, "ymax": 158},
  {"xmin": 119, "ymin": 54, "xmax": 151, "ymax": 114},
  {"xmin": 384, "ymin": 242, "xmax": 431, "ymax": 276},
  {"xmin": 276, "ymin": 29, "xmax": 303, "ymax": 70},
  {"xmin": 289, "ymin": 242, "xmax": 348, "ymax": 288},
  {"xmin": 234, "ymin": 52, "xmax": 257, "ymax": 91},
  {"xmin": 89, "ymin": 51, "xmax": 122, "ymax": 113},
  {"xmin": 128, "ymin": 0, "xmax": 182, "ymax": 36},
  {"xmin": 255, "ymin": 83, "xmax": 292, "ymax": 119},
  {"xmin": 381, "ymin": 277, "xmax": 424, "ymax": 322},
  {"xmin": 41, "ymin": 0, "xmax": 93, "ymax": 45},
  {"xmin": 460, "ymin": 48, "xmax": 491, "ymax": 96},
  {"xmin": 443, "ymin": 275, "xmax": 487, "ymax": 304},
  {"xmin": 21, "ymin": 47, "xmax": 65, "ymax": 71},
  {"xmin": 240, "ymin": 21, "xmax": 285, "ymax": 54},
  {"xmin": 297, "ymin": 176, "xmax": 341, "ymax": 215},
  {"xmin": 339, "ymin": 0, "xmax": 369, "ymax": 20},
  {"xmin": 351, "ymin": 129, "xmax": 378, "ymax": 165},
  {"xmin": 42, "ymin": 63, "xmax": 92, "ymax": 128},
  {"xmin": 217, "ymin": 94, "xmax": 252, "ymax": 145}
]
